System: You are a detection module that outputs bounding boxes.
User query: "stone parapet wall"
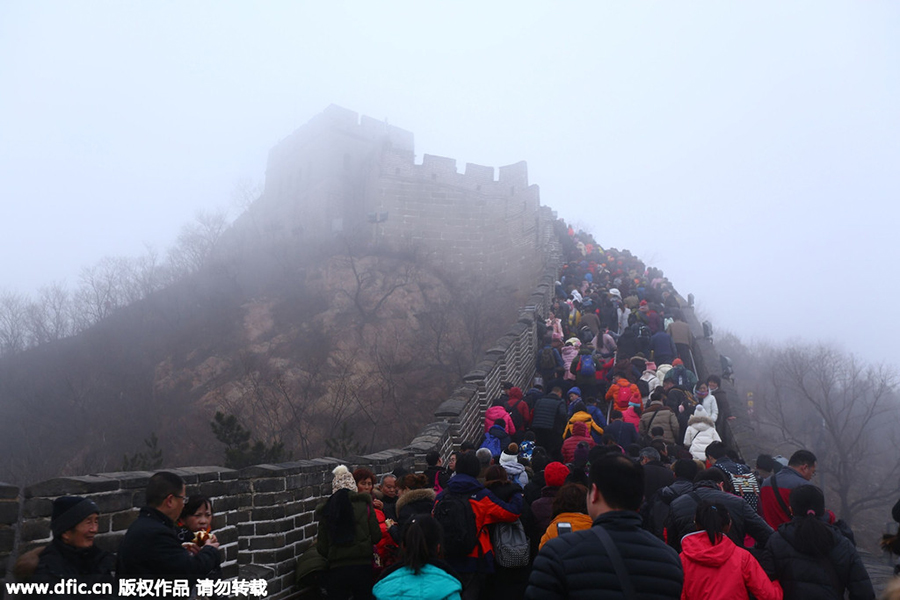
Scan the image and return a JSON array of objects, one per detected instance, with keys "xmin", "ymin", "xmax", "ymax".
[
  {"xmin": 0, "ymin": 205, "xmax": 561, "ymax": 599},
  {"xmin": 681, "ymin": 306, "xmax": 745, "ymax": 457}
]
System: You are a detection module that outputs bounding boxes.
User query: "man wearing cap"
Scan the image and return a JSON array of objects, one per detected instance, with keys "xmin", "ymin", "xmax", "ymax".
[
  {"xmin": 31, "ymin": 496, "xmax": 116, "ymax": 593},
  {"xmin": 118, "ymin": 471, "xmax": 221, "ymax": 579}
]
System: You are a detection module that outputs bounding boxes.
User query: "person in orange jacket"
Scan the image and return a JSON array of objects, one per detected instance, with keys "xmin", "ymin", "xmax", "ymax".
[
  {"xmin": 539, "ymin": 483, "xmax": 593, "ymax": 550},
  {"xmin": 606, "ymin": 377, "xmax": 640, "ymax": 411}
]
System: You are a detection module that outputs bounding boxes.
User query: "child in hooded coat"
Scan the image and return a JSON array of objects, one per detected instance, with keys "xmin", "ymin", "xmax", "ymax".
[
  {"xmin": 684, "ymin": 405, "xmax": 721, "ymax": 462},
  {"xmin": 498, "ymin": 443, "xmax": 529, "ymax": 488},
  {"xmin": 561, "ymin": 338, "xmax": 581, "ymax": 381},
  {"xmin": 484, "ymin": 399, "xmax": 516, "ymax": 436},
  {"xmin": 622, "ymin": 402, "xmax": 642, "ymax": 435}
]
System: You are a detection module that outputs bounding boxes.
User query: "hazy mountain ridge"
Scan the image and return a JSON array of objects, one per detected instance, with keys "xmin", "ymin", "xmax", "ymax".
[{"xmin": 0, "ymin": 232, "xmax": 522, "ymax": 485}]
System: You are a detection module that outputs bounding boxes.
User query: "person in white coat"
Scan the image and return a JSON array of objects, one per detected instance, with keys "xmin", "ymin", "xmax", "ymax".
[
  {"xmin": 695, "ymin": 382, "xmax": 719, "ymax": 423},
  {"xmin": 684, "ymin": 405, "xmax": 722, "ymax": 462}
]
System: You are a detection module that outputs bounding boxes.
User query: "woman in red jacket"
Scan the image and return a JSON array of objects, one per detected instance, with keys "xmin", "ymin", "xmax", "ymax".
[{"xmin": 680, "ymin": 501, "xmax": 782, "ymax": 600}]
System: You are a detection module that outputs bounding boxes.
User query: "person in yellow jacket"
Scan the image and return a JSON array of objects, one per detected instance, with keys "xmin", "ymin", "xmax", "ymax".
[
  {"xmin": 539, "ymin": 483, "xmax": 594, "ymax": 550},
  {"xmin": 562, "ymin": 400, "xmax": 604, "ymax": 442}
]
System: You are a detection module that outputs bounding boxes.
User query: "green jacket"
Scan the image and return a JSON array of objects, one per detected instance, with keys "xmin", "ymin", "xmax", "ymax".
[{"xmin": 315, "ymin": 491, "xmax": 381, "ymax": 568}]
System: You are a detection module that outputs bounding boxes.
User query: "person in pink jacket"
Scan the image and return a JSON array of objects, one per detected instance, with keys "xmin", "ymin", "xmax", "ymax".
[
  {"xmin": 680, "ymin": 500, "xmax": 782, "ymax": 600},
  {"xmin": 483, "ymin": 398, "xmax": 516, "ymax": 436},
  {"xmin": 622, "ymin": 402, "xmax": 642, "ymax": 435}
]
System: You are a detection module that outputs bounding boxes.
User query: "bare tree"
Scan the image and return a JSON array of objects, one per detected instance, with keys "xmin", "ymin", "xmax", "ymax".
[
  {"xmin": 337, "ymin": 250, "xmax": 416, "ymax": 325},
  {"xmin": 0, "ymin": 291, "xmax": 29, "ymax": 354},
  {"xmin": 231, "ymin": 177, "xmax": 263, "ymax": 214},
  {"xmin": 167, "ymin": 209, "xmax": 230, "ymax": 276},
  {"xmin": 26, "ymin": 282, "xmax": 74, "ymax": 344},
  {"xmin": 754, "ymin": 344, "xmax": 900, "ymax": 526},
  {"xmin": 123, "ymin": 244, "xmax": 168, "ymax": 301},
  {"xmin": 73, "ymin": 256, "xmax": 131, "ymax": 328}
]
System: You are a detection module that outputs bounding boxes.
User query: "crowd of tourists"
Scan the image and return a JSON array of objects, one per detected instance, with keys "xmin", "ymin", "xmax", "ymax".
[
  {"xmin": 11, "ymin": 227, "xmax": 892, "ymax": 599},
  {"xmin": 302, "ymin": 228, "xmax": 882, "ymax": 599}
]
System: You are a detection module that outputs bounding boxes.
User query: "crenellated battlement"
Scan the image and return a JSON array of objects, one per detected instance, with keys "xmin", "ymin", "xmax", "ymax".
[
  {"xmin": 248, "ymin": 106, "xmax": 544, "ymax": 287},
  {"xmin": 381, "ymin": 149, "xmax": 533, "ymax": 196}
]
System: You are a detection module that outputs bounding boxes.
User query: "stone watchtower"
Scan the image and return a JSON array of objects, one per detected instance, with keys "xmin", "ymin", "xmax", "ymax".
[{"xmin": 244, "ymin": 104, "xmax": 549, "ymax": 285}]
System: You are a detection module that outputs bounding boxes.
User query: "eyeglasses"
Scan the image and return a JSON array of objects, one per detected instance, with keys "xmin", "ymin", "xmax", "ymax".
[{"xmin": 172, "ymin": 495, "xmax": 189, "ymax": 503}]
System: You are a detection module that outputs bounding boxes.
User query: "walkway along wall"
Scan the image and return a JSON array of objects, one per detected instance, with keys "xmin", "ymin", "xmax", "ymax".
[
  {"xmin": 0, "ymin": 227, "xmax": 748, "ymax": 596},
  {"xmin": 0, "ymin": 205, "xmax": 561, "ymax": 599}
]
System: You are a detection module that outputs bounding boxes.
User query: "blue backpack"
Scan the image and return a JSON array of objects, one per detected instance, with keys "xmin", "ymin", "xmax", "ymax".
[
  {"xmin": 577, "ymin": 355, "xmax": 596, "ymax": 377},
  {"xmin": 480, "ymin": 433, "xmax": 502, "ymax": 457}
]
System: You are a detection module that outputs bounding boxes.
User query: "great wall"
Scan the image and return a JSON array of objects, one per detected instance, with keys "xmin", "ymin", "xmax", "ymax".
[{"xmin": 0, "ymin": 106, "xmax": 754, "ymax": 597}]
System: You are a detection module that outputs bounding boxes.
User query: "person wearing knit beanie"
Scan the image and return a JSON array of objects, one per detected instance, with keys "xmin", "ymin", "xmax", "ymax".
[
  {"xmin": 27, "ymin": 496, "xmax": 116, "ymax": 586},
  {"xmin": 51, "ymin": 496, "xmax": 99, "ymax": 540},
  {"xmin": 529, "ymin": 462, "xmax": 571, "ymax": 551},
  {"xmin": 544, "ymin": 462, "xmax": 570, "ymax": 489},
  {"xmin": 499, "ymin": 443, "xmax": 528, "ymax": 488},
  {"xmin": 331, "ymin": 464, "xmax": 358, "ymax": 493},
  {"xmin": 317, "ymin": 465, "xmax": 380, "ymax": 599}
]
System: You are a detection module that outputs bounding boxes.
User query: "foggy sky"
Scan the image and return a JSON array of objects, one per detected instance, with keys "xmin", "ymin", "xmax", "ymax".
[{"xmin": 2, "ymin": 2, "xmax": 898, "ymax": 368}]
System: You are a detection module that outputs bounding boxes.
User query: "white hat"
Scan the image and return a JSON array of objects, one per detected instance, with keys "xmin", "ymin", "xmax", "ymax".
[{"xmin": 331, "ymin": 465, "xmax": 358, "ymax": 493}]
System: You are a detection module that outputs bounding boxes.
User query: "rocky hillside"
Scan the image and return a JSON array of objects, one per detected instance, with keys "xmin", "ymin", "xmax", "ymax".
[{"xmin": 0, "ymin": 241, "xmax": 522, "ymax": 485}]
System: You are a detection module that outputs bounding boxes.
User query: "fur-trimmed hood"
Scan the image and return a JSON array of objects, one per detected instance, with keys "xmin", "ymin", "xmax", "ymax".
[
  {"xmin": 394, "ymin": 487, "xmax": 435, "ymax": 516},
  {"xmin": 687, "ymin": 414, "xmax": 716, "ymax": 429}
]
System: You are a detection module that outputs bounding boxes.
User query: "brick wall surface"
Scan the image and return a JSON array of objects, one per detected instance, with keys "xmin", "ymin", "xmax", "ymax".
[
  {"xmin": 0, "ymin": 107, "xmax": 744, "ymax": 599},
  {"xmin": 0, "ymin": 201, "xmax": 563, "ymax": 600},
  {"xmin": 0, "ymin": 217, "xmax": 745, "ymax": 600}
]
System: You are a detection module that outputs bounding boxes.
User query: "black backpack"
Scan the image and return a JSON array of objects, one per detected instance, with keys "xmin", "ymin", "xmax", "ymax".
[
  {"xmin": 506, "ymin": 401, "xmax": 525, "ymax": 432},
  {"xmin": 433, "ymin": 493, "xmax": 479, "ymax": 558},
  {"xmin": 539, "ymin": 347, "xmax": 557, "ymax": 370}
]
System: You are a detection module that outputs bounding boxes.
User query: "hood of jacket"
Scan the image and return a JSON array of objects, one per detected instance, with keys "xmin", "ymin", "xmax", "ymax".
[
  {"xmin": 395, "ymin": 488, "xmax": 436, "ymax": 516},
  {"xmin": 688, "ymin": 414, "xmax": 716, "ymax": 429},
  {"xmin": 569, "ymin": 410, "xmax": 596, "ymax": 424},
  {"xmin": 561, "ymin": 346, "xmax": 580, "ymax": 361},
  {"xmin": 680, "ymin": 531, "xmax": 736, "ymax": 567},
  {"xmin": 540, "ymin": 485, "xmax": 559, "ymax": 499},
  {"xmin": 443, "ymin": 473, "xmax": 483, "ymax": 496},
  {"xmin": 571, "ymin": 421, "xmax": 588, "ymax": 437},
  {"xmin": 644, "ymin": 402, "xmax": 672, "ymax": 414},
  {"xmin": 502, "ymin": 460, "xmax": 525, "ymax": 476},
  {"xmin": 485, "ymin": 405, "xmax": 510, "ymax": 425}
]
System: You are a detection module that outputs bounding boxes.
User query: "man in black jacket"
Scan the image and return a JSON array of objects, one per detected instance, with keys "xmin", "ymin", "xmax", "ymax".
[
  {"xmin": 118, "ymin": 472, "xmax": 221, "ymax": 580},
  {"xmin": 645, "ymin": 459, "xmax": 699, "ymax": 540},
  {"xmin": 531, "ymin": 387, "xmax": 566, "ymax": 460},
  {"xmin": 525, "ymin": 454, "xmax": 683, "ymax": 599},
  {"xmin": 666, "ymin": 468, "xmax": 773, "ymax": 553},
  {"xmin": 31, "ymin": 496, "xmax": 116, "ymax": 597}
]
